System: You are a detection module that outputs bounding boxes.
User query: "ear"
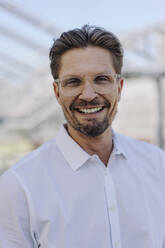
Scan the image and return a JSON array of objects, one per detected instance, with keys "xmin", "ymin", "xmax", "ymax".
[
  {"xmin": 53, "ymin": 82, "xmax": 62, "ymax": 105},
  {"xmin": 117, "ymin": 78, "xmax": 124, "ymax": 101}
]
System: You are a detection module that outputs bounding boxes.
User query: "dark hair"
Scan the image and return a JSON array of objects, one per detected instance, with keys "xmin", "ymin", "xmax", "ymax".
[{"xmin": 49, "ymin": 24, "xmax": 123, "ymax": 79}]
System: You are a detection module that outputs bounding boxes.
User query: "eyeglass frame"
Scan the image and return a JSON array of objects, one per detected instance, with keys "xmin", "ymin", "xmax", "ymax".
[{"xmin": 54, "ymin": 72, "xmax": 122, "ymax": 96}]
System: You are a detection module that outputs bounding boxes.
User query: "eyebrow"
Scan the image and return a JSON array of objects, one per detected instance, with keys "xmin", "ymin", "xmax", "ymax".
[{"xmin": 61, "ymin": 71, "xmax": 115, "ymax": 79}]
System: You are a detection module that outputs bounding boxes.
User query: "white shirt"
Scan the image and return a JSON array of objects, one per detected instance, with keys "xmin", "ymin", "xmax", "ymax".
[{"xmin": 0, "ymin": 125, "xmax": 165, "ymax": 248}]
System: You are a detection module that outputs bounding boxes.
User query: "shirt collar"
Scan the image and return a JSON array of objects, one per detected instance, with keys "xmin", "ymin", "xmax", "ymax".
[
  {"xmin": 112, "ymin": 129, "xmax": 128, "ymax": 159},
  {"xmin": 56, "ymin": 124, "xmax": 91, "ymax": 171},
  {"xmin": 56, "ymin": 125, "xmax": 128, "ymax": 171}
]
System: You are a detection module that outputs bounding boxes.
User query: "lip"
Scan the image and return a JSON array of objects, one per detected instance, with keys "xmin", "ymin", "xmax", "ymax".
[
  {"xmin": 74, "ymin": 106, "xmax": 106, "ymax": 116},
  {"xmin": 74, "ymin": 105, "xmax": 104, "ymax": 110},
  {"xmin": 75, "ymin": 105, "xmax": 104, "ymax": 108}
]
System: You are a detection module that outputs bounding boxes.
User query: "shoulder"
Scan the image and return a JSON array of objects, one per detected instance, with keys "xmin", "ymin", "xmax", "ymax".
[
  {"xmin": 16, "ymin": 138, "xmax": 58, "ymax": 170},
  {"xmin": 114, "ymin": 132, "xmax": 165, "ymax": 185},
  {"xmin": 115, "ymin": 131, "xmax": 165, "ymax": 162},
  {"xmin": 0, "ymin": 169, "xmax": 30, "ymax": 223},
  {"xmin": 0, "ymin": 138, "xmax": 60, "ymax": 188}
]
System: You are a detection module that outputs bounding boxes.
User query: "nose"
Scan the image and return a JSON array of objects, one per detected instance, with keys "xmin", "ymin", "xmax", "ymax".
[{"xmin": 78, "ymin": 81, "xmax": 98, "ymax": 101}]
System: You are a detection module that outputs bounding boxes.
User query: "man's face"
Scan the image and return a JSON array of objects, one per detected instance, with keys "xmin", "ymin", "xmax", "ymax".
[{"xmin": 53, "ymin": 46, "xmax": 123, "ymax": 137}]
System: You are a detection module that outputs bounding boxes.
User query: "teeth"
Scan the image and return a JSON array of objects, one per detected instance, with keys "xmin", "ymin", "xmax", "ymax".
[{"xmin": 78, "ymin": 107, "xmax": 103, "ymax": 114}]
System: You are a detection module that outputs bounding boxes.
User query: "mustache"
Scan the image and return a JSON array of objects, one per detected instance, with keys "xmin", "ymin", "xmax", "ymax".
[{"xmin": 70, "ymin": 98, "xmax": 110, "ymax": 110}]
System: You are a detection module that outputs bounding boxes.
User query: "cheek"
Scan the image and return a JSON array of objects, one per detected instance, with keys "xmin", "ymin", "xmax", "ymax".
[
  {"xmin": 105, "ymin": 90, "xmax": 119, "ymax": 115},
  {"xmin": 111, "ymin": 87, "xmax": 120, "ymax": 102},
  {"xmin": 59, "ymin": 96, "xmax": 75, "ymax": 114},
  {"xmin": 106, "ymin": 90, "xmax": 118, "ymax": 105}
]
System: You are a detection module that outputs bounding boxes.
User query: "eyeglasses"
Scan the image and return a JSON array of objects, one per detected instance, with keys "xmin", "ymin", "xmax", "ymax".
[{"xmin": 54, "ymin": 72, "xmax": 121, "ymax": 96}]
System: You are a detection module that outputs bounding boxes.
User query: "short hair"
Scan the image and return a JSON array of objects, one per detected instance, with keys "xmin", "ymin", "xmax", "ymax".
[{"xmin": 49, "ymin": 24, "xmax": 123, "ymax": 79}]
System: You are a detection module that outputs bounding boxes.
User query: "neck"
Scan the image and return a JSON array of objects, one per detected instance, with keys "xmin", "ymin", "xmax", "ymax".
[{"xmin": 67, "ymin": 124, "xmax": 113, "ymax": 166}]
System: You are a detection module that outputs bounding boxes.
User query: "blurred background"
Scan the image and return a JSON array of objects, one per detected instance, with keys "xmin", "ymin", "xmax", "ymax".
[{"xmin": 0, "ymin": 0, "xmax": 165, "ymax": 174}]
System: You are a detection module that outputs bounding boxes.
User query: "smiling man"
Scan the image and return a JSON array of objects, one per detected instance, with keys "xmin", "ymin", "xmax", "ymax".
[
  {"xmin": 0, "ymin": 25, "xmax": 165, "ymax": 248},
  {"xmin": 52, "ymin": 45, "xmax": 123, "ymax": 165}
]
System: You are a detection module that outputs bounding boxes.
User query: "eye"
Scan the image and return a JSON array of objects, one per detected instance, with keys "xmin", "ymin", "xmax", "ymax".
[
  {"xmin": 62, "ymin": 78, "xmax": 81, "ymax": 87},
  {"xmin": 95, "ymin": 75, "xmax": 114, "ymax": 84}
]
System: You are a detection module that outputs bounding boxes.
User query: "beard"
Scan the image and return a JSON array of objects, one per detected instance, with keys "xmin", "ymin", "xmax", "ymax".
[
  {"xmin": 62, "ymin": 98, "xmax": 118, "ymax": 137},
  {"xmin": 65, "ymin": 112, "xmax": 110, "ymax": 137}
]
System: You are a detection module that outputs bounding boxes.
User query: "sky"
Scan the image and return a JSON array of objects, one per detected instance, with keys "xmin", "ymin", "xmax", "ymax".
[
  {"xmin": 20, "ymin": 0, "xmax": 165, "ymax": 33},
  {"xmin": 1, "ymin": 0, "xmax": 165, "ymax": 50}
]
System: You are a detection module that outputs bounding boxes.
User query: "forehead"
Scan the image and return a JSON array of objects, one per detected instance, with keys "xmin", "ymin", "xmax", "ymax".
[{"xmin": 58, "ymin": 46, "xmax": 115, "ymax": 77}]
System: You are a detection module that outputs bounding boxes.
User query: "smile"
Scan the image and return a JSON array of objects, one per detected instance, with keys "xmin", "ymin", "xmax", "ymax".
[{"xmin": 76, "ymin": 107, "xmax": 104, "ymax": 114}]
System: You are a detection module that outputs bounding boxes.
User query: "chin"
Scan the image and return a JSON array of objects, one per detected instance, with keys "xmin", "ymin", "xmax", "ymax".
[{"xmin": 73, "ymin": 118, "xmax": 110, "ymax": 137}]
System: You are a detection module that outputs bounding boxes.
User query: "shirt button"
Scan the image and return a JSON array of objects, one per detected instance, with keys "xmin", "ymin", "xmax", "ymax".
[
  {"xmin": 114, "ymin": 240, "xmax": 120, "ymax": 247},
  {"xmin": 104, "ymin": 169, "xmax": 108, "ymax": 175},
  {"xmin": 109, "ymin": 205, "xmax": 115, "ymax": 212}
]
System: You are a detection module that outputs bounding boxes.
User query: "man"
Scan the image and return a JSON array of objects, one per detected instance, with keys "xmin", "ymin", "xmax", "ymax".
[{"xmin": 0, "ymin": 25, "xmax": 165, "ymax": 248}]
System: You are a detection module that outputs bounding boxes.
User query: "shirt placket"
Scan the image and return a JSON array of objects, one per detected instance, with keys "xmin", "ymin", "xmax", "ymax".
[{"xmin": 104, "ymin": 166, "xmax": 122, "ymax": 248}]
